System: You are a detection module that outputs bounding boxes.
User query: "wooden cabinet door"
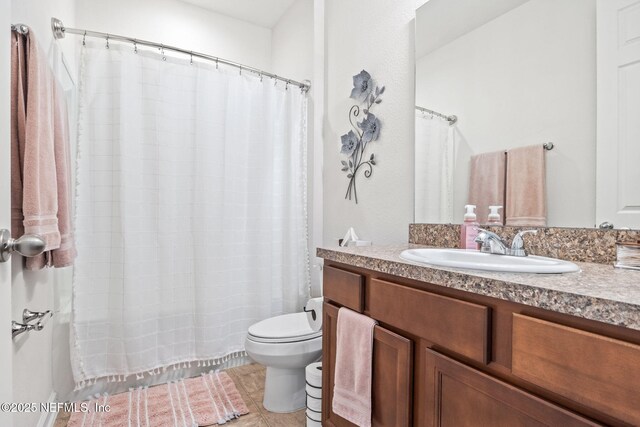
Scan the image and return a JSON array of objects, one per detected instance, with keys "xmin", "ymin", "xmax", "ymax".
[
  {"xmin": 424, "ymin": 349, "xmax": 601, "ymax": 427},
  {"xmin": 322, "ymin": 303, "xmax": 413, "ymax": 427}
]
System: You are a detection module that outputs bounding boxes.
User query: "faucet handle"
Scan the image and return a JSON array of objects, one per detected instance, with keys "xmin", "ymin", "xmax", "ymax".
[
  {"xmin": 511, "ymin": 230, "xmax": 538, "ymax": 257},
  {"xmin": 475, "ymin": 228, "xmax": 502, "ymax": 242}
]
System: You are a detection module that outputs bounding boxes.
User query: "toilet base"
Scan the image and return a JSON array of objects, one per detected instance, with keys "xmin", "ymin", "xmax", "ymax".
[{"xmin": 262, "ymin": 366, "xmax": 306, "ymax": 413}]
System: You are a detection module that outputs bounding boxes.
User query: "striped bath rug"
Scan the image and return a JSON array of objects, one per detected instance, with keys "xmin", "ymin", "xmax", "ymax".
[{"xmin": 67, "ymin": 371, "xmax": 249, "ymax": 426}]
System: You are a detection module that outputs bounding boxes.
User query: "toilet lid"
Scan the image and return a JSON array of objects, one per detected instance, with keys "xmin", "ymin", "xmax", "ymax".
[{"xmin": 248, "ymin": 312, "xmax": 322, "ymax": 343}]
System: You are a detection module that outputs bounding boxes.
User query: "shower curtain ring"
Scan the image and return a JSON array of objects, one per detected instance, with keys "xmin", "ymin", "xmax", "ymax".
[
  {"xmin": 160, "ymin": 44, "xmax": 166, "ymax": 61},
  {"xmin": 133, "ymin": 40, "xmax": 137, "ymax": 54},
  {"xmin": 190, "ymin": 51, "xmax": 193, "ymax": 65},
  {"xmin": 105, "ymin": 34, "xmax": 109, "ymax": 49},
  {"xmin": 239, "ymin": 66, "xmax": 242, "ymax": 76},
  {"xmin": 82, "ymin": 31, "xmax": 86, "ymax": 46},
  {"xmin": 286, "ymin": 80, "xmax": 290, "ymax": 90},
  {"xmin": 274, "ymin": 75, "xmax": 278, "ymax": 86},
  {"xmin": 215, "ymin": 58, "xmax": 219, "ymax": 69},
  {"xmin": 259, "ymin": 73, "xmax": 263, "ymax": 82}
]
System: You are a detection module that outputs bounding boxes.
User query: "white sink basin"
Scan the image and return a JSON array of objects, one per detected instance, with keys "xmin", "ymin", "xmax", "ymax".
[{"xmin": 400, "ymin": 248, "xmax": 580, "ymax": 274}]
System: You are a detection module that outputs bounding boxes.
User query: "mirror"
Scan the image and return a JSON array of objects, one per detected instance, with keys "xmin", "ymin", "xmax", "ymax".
[{"xmin": 414, "ymin": 0, "xmax": 640, "ymax": 228}]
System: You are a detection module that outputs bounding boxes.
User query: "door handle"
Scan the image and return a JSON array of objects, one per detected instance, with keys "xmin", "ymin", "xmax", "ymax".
[
  {"xmin": 599, "ymin": 222, "xmax": 614, "ymax": 229},
  {"xmin": 0, "ymin": 229, "xmax": 46, "ymax": 262}
]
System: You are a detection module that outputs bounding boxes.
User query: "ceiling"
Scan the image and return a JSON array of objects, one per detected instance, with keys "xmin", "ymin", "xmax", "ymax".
[
  {"xmin": 416, "ymin": 0, "xmax": 530, "ymax": 58},
  {"xmin": 179, "ymin": 0, "xmax": 297, "ymax": 28}
]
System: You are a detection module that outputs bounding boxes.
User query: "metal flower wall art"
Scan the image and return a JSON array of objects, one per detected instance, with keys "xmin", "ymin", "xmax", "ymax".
[{"xmin": 340, "ymin": 70, "xmax": 384, "ymax": 204}]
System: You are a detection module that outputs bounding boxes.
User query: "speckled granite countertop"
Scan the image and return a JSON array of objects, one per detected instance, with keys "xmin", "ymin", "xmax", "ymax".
[{"xmin": 317, "ymin": 244, "xmax": 640, "ymax": 331}]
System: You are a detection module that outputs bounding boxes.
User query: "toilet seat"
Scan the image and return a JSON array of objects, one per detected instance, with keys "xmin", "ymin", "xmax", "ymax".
[{"xmin": 248, "ymin": 312, "xmax": 322, "ymax": 344}]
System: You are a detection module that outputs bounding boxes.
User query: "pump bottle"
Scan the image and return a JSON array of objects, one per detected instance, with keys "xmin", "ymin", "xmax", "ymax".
[
  {"xmin": 487, "ymin": 206, "xmax": 503, "ymax": 225},
  {"xmin": 460, "ymin": 205, "xmax": 480, "ymax": 249}
]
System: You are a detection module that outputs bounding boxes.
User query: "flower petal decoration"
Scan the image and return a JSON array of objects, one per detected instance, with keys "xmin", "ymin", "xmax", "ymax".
[
  {"xmin": 350, "ymin": 70, "xmax": 373, "ymax": 102},
  {"xmin": 358, "ymin": 113, "xmax": 381, "ymax": 143},
  {"xmin": 340, "ymin": 130, "xmax": 360, "ymax": 156}
]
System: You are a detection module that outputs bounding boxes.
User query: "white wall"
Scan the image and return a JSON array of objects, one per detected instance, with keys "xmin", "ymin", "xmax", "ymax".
[
  {"xmin": 1, "ymin": 1, "xmax": 14, "ymax": 426},
  {"xmin": 76, "ymin": 0, "xmax": 272, "ymax": 70},
  {"xmin": 9, "ymin": 2, "xmax": 77, "ymax": 425},
  {"xmin": 312, "ymin": 0, "xmax": 325, "ymax": 293},
  {"xmin": 416, "ymin": 0, "xmax": 596, "ymax": 227},
  {"xmin": 323, "ymin": 0, "xmax": 416, "ymax": 246},
  {"xmin": 271, "ymin": 0, "xmax": 313, "ymax": 82}
]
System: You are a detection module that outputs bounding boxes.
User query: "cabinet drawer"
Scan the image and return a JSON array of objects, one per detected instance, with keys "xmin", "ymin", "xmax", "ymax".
[
  {"xmin": 424, "ymin": 349, "xmax": 600, "ymax": 426},
  {"xmin": 323, "ymin": 265, "xmax": 364, "ymax": 312},
  {"xmin": 512, "ymin": 314, "xmax": 640, "ymax": 426},
  {"xmin": 368, "ymin": 279, "xmax": 490, "ymax": 363}
]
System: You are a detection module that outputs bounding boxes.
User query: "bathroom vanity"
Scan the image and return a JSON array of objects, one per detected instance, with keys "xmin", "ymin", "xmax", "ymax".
[{"xmin": 318, "ymin": 238, "xmax": 640, "ymax": 426}]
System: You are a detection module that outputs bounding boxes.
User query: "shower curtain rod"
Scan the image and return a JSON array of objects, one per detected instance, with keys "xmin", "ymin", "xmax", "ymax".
[
  {"xmin": 49, "ymin": 17, "xmax": 311, "ymax": 92},
  {"xmin": 416, "ymin": 105, "xmax": 457, "ymax": 125}
]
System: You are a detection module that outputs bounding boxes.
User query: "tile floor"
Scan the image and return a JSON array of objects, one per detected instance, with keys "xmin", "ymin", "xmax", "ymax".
[{"xmin": 54, "ymin": 363, "xmax": 306, "ymax": 427}]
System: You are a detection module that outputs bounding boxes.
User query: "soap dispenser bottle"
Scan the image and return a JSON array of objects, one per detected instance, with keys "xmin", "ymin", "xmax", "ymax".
[
  {"xmin": 487, "ymin": 206, "xmax": 503, "ymax": 225},
  {"xmin": 460, "ymin": 205, "xmax": 480, "ymax": 249}
]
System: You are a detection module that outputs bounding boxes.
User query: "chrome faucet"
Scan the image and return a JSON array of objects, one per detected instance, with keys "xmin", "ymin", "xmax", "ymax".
[
  {"xmin": 475, "ymin": 229, "xmax": 538, "ymax": 257},
  {"xmin": 475, "ymin": 229, "xmax": 509, "ymax": 255}
]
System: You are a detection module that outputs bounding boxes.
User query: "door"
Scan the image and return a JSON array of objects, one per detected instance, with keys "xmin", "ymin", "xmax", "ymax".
[
  {"xmin": 423, "ymin": 349, "xmax": 601, "ymax": 427},
  {"xmin": 596, "ymin": 0, "xmax": 640, "ymax": 228},
  {"xmin": 1, "ymin": 1, "xmax": 15, "ymax": 425},
  {"xmin": 322, "ymin": 303, "xmax": 413, "ymax": 427}
]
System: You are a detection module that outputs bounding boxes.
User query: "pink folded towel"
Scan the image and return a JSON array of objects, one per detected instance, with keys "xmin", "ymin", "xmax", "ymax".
[
  {"xmin": 11, "ymin": 30, "xmax": 76, "ymax": 269},
  {"xmin": 332, "ymin": 307, "xmax": 378, "ymax": 427},
  {"xmin": 468, "ymin": 151, "xmax": 506, "ymax": 224},
  {"xmin": 505, "ymin": 145, "xmax": 547, "ymax": 226}
]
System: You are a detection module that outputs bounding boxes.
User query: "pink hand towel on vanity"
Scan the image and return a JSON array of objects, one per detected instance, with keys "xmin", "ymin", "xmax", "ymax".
[
  {"xmin": 332, "ymin": 307, "xmax": 378, "ymax": 427},
  {"xmin": 505, "ymin": 144, "xmax": 547, "ymax": 226}
]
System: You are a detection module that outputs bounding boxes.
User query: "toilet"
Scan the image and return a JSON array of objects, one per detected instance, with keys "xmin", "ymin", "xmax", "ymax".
[{"xmin": 245, "ymin": 311, "xmax": 322, "ymax": 413}]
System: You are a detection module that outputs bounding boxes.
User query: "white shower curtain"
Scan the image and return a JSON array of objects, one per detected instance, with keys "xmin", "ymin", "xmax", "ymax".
[
  {"xmin": 71, "ymin": 41, "xmax": 309, "ymax": 387},
  {"xmin": 415, "ymin": 112, "xmax": 456, "ymax": 223}
]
